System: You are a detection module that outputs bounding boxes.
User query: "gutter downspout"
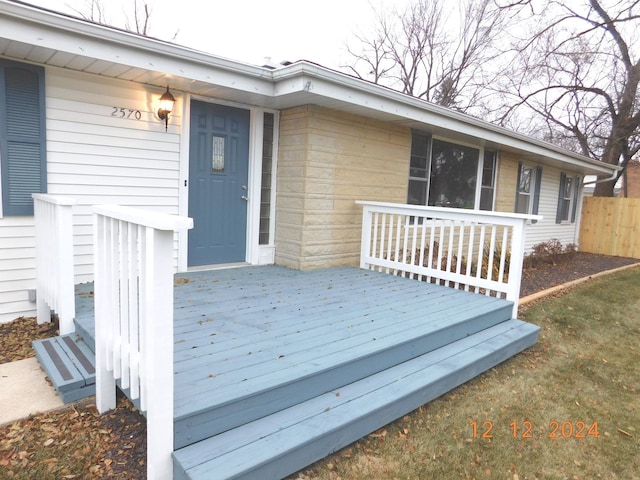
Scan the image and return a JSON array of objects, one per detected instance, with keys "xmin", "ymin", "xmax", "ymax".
[{"xmin": 582, "ymin": 168, "xmax": 620, "ymax": 185}]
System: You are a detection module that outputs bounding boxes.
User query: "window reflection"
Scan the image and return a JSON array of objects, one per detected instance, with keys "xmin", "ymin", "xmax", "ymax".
[{"xmin": 428, "ymin": 139, "xmax": 479, "ymax": 209}]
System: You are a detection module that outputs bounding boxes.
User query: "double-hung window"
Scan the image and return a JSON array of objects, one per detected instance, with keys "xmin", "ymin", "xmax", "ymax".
[
  {"xmin": 0, "ymin": 59, "xmax": 47, "ymax": 216},
  {"xmin": 515, "ymin": 163, "xmax": 542, "ymax": 221},
  {"xmin": 480, "ymin": 151, "xmax": 497, "ymax": 210},
  {"xmin": 516, "ymin": 165, "xmax": 534, "ymax": 214},
  {"xmin": 407, "ymin": 133, "xmax": 496, "ymax": 210},
  {"xmin": 556, "ymin": 173, "xmax": 581, "ymax": 223}
]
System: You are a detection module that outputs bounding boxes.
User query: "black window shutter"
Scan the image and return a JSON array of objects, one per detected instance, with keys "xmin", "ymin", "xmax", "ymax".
[
  {"xmin": 571, "ymin": 175, "xmax": 581, "ymax": 223},
  {"xmin": 514, "ymin": 161, "xmax": 523, "ymax": 212},
  {"xmin": 531, "ymin": 166, "xmax": 543, "ymax": 223},
  {"xmin": 556, "ymin": 172, "xmax": 567, "ymax": 224},
  {"xmin": 0, "ymin": 60, "xmax": 47, "ymax": 216}
]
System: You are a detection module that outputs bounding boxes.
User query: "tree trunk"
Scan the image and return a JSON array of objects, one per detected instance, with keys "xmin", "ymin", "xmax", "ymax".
[{"xmin": 593, "ymin": 178, "xmax": 617, "ymax": 197}]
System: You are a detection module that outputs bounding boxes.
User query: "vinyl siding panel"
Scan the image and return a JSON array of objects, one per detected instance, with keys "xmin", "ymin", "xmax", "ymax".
[
  {"xmin": 495, "ymin": 154, "xmax": 581, "ymax": 252},
  {"xmin": 0, "ymin": 67, "xmax": 182, "ymax": 323},
  {"xmin": 0, "ymin": 215, "xmax": 36, "ymax": 321}
]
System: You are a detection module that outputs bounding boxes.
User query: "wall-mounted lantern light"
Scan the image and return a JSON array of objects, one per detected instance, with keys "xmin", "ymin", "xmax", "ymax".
[{"xmin": 157, "ymin": 86, "xmax": 176, "ymax": 131}]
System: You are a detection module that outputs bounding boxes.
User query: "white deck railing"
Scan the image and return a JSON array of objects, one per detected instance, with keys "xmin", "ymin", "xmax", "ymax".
[
  {"xmin": 33, "ymin": 194, "xmax": 76, "ymax": 335},
  {"xmin": 358, "ymin": 201, "xmax": 541, "ymax": 318},
  {"xmin": 93, "ymin": 205, "xmax": 193, "ymax": 480}
]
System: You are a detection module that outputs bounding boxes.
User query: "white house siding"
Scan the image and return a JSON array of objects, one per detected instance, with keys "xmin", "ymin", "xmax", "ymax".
[
  {"xmin": 524, "ymin": 164, "xmax": 581, "ymax": 249},
  {"xmin": 0, "ymin": 217, "xmax": 36, "ymax": 321},
  {"xmin": 0, "ymin": 67, "xmax": 182, "ymax": 323},
  {"xmin": 494, "ymin": 153, "xmax": 581, "ymax": 252}
]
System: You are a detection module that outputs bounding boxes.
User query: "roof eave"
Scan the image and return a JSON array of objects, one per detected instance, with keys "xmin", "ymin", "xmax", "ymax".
[
  {"xmin": 1, "ymin": 0, "xmax": 620, "ymax": 176},
  {"xmin": 272, "ymin": 62, "xmax": 619, "ymax": 176},
  {"xmin": 0, "ymin": 0, "xmax": 276, "ymax": 94}
]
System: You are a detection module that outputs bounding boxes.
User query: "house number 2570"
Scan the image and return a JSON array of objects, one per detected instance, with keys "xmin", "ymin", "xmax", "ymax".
[{"xmin": 111, "ymin": 107, "xmax": 142, "ymax": 120}]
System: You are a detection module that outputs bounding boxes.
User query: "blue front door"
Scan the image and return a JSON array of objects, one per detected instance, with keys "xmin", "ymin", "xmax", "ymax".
[{"xmin": 188, "ymin": 101, "xmax": 250, "ymax": 266}]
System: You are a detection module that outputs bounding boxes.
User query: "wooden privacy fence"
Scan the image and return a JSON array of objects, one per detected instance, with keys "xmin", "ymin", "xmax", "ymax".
[{"xmin": 580, "ymin": 197, "xmax": 640, "ymax": 259}]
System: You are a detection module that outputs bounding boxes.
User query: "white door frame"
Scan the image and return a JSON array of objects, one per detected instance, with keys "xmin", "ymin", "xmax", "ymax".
[{"xmin": 177, "ymin": 94, "xmax": 278, "ymax": 271}]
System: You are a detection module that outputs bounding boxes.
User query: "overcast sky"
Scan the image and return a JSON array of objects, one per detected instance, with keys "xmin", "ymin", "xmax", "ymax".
[{"xmin": 25, "ymin": 0, "xmax": 411, "ymax": 69}]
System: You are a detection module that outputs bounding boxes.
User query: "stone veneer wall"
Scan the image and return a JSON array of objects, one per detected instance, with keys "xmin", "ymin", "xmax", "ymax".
[{"xmin": 275, "ymin": 105, "xmax": 411, "ymax": 270}]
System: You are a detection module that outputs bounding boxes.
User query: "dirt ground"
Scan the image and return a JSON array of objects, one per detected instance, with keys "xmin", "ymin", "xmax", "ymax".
[{"xmin": 0, "ymin": 252, "xmax": 638, "ymax": 479}]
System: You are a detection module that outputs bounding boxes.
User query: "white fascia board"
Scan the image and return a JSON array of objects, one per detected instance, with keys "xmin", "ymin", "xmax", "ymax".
[
  {"xmin": 273, "ymin": 63, "xmax": 618, "ymax": 176},
  {"xmin": 0, "ymin": 0, "xmax": 274, "ymax": 96}
]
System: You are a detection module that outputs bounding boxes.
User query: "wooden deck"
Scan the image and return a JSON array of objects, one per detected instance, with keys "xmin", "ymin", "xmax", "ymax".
[{"xmin": 36, "ymin": 265, "xmax": 540, "ymax": 479}]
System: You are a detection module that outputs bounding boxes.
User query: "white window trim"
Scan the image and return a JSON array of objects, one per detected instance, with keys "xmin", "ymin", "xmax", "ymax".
[
  {"xmin": 479, "ymin": 150, "xmax": 498, "ymax": 211},
  {"xmin": 517, "ymin": 164, "xmax": 536, "ymax": 215},
  {"xmin": 557, "ymin": 172, "xmax": 580, "ymax": 224}
]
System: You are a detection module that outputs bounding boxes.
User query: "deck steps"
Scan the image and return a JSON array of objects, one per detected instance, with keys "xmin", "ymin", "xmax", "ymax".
[
  {"xmin": 32, "ymin": 334, "xmax": 96, "ymax": 403},
  {"xmin": 172, "ymin": 319, "xmax": 540, "ymax": 480},
  {"xmin": 172, "ymin": 297, "xmax": 514, "ymax": 448}
]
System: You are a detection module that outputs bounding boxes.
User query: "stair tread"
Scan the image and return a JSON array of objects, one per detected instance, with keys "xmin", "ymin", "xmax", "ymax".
[
  {"xmin": 172, "ymin": 302, "xmax": 513, "ymax": 448},
  {"xmin": 173, "ymin": 319, "xmax": 539, "ymax": 480},
  {"xmin": 174, "ymin": 300, "xmax": 512, "ymax": 415},
  {"xmin": 32, "ymin": 334, "xmax": 96, "ymax": 403}
]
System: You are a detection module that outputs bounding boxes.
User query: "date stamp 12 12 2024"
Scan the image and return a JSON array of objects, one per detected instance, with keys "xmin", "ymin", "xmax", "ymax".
[{"xmin": 471, "ymin": 420, "xmax": 600, "ymax": 439}]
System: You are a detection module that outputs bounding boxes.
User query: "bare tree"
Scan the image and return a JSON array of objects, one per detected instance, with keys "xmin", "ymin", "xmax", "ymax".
[
  {"xmin": 70, "ymin": 0, "xmax": 178, "ymax": 40},
  {"xmin": 124, "ymin": 0, "xmax": 152, "ymax": 36},
  {"xmin": 70, "ymin": 0, "xmax": 108, "ymax": 24},
  {"xmin": 492, "ymin": 0, "xmax": 640, "ymax": 196},
  {"xmin": 344, "ymin": 0, "xmax": 508, "ymax": 113}
]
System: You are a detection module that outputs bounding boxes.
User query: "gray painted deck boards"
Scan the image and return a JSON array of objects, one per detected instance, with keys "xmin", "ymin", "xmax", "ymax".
[
  {"xmin": 173, "ymin": 320, "xmax": 539, "ymax": 480},
  {"xmin": 67, "ymin": 265, "xmax": 539, "ymax": 477},
  {"xmin": 75, "ymin": 268, "xmax": 512, "ymax": 402}
]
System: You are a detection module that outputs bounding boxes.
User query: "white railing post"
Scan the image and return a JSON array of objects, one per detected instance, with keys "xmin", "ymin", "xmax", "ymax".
[
  {"xmin": 506, "ymin": 217, "xmax": 528, "ymax": 318},
  {"xmin": 93, "ymin": 205, "xmax": 193, "ymax": 480},
  {"xmin": 356, "ymin": 201, "xmax": 540, "ymax": 317},
  {"xmin": 94, "ymin": 213, "xmax": 116, "ymax": 413},
  {"xmin": 143, "ymin": 224, "xmax": 175, "ymax": 480},
  {"xmin": 360, "ymin": 204, "xmax": 373, "ymax": 269},
  {"xmin": 33, "ymin": 194, "xmax": 76, "ymax": 335}
]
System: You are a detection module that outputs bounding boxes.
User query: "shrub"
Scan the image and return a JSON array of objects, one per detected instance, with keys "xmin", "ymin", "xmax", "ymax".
[{"xmin": 525, "ymin": 239, "xmax": 578, "ymax": 267}]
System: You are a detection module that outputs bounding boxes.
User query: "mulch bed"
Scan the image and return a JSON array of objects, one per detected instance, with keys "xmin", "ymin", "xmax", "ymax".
[
  {"xmin": 519, "ymin": 251, "xmax": 639, "ymax": 297},
  {"xmin": 1, "ymin": 252, "xmax": 638, "ymax": 479}
]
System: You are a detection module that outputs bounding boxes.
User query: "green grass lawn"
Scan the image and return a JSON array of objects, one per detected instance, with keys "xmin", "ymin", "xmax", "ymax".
[{"xmin": 291, "ymin": 267, "xmax": 640, "ymax": 480}]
